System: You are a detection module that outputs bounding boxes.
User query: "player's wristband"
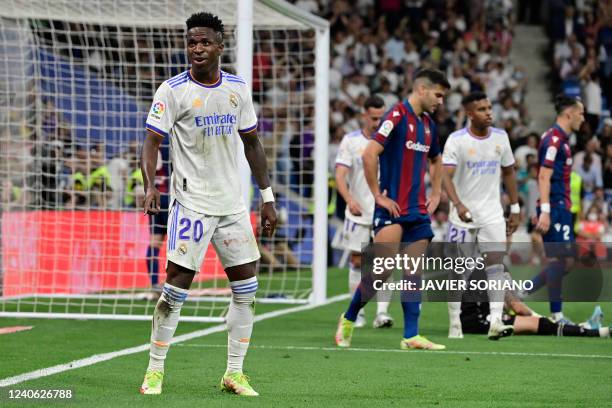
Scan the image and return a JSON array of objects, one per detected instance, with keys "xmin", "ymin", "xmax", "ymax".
[
  {"xmin": 260, "ymin": 187, "xmax": 275, "ymax": 203},
  {"xmin": 510, "ymin": 203, "xmax": 520, "ymax": 214},
  {"xmin": 540, "ymin": 203, "xmax": 551, "ymax": 213}
]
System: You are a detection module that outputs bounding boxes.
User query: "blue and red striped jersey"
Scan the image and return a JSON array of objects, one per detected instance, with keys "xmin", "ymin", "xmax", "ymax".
[
  {"xmin": 372, "ymin": 100, "xmax": 440, "ymax": 219},
  {"xmin": 537, "ymin": 124, "xmax": 572, "ymax": 209}
]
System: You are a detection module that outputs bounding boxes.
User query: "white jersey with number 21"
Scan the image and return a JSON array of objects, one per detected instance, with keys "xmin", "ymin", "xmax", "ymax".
[{"xmin": 442, "ymin": 127, "xmax": 515, "ymax": 229}]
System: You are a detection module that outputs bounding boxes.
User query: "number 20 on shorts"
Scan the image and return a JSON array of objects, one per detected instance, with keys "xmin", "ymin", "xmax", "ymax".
[{"xmin": 178, "ymin": 218, "xmax": 204, "ymax": 242}]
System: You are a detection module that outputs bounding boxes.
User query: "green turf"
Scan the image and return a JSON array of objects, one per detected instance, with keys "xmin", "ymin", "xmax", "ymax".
[{"xmin": 0, "ymin": 268, "xmax": 611, "ymax": 407}]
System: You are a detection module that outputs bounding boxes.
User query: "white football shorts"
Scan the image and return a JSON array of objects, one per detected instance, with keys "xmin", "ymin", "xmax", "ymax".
[
  {"xmin": 447, "ymin": 221, "xmax": 507, "ymax": 254},
  {"xmin": 166, "ymin": 200, "xmax": 260, "ymax": 271},
  {"xmin": 339, "ymin": 218, "xmax": 373, "ymax": 253}
]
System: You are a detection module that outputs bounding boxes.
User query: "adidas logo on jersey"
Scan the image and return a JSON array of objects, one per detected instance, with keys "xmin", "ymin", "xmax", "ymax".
[{"xmin": 405, "ymin": 140, "xmax": 430, "ymax": 152}]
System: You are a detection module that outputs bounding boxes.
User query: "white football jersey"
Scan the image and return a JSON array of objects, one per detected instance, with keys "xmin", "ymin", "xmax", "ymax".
[
  {"xmin": 442, "ymin": 127, "xmax": 515, "ymax": 228},
  {"xmin": 145, "ymin": 70, "xmax": 257, "ymax": 216},
  {"xmin": 335, "ymin": 130, "xmax": 375, "ymax": 226}
]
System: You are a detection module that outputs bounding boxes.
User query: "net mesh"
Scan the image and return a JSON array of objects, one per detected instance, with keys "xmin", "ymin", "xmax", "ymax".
[{"xmin": 0, "ymin": 0, "xmax": 321, "ymax": 320}]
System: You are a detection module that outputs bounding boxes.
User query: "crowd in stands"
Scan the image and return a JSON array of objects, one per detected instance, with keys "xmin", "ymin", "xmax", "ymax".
[
  {"xmin": 543, "ymin": 0, "xmax": 612, "ymax": 256},
  {"xmin": 1, "ymin": 0, "xmax": 611, "ymax": 260}
]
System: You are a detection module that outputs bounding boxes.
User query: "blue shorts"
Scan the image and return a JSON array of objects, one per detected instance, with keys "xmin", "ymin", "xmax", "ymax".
[
  {"xmin": 149, "ymin": 194, "xmax": 170, "ymax": 236},
  {"xmin": 537, "ymin": 206, "xmax": 576, "ymax": 258},
  {"xmin": 373, "ymin": 211, "xmax": 433, "ymax": 244}
]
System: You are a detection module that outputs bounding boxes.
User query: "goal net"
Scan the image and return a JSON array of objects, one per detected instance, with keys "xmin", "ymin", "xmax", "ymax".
[{"xmin": 0, "ymin": 0, "xmax": 329, "ymax": 321}]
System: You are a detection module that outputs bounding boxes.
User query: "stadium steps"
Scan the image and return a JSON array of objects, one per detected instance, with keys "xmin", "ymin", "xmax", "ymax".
[{"xmin": 511, "ymin": 24, "xmax": 553, "ymax": 133}]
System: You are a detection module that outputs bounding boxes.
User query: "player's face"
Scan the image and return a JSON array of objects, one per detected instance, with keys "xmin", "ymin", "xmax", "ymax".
[
  {"xmin": 569, "ymin": 102, "xmax": 585, "ymax": 132},
  {"xmin": 186, "ymin": 27, "xmax": 224, "ymax": 71},
  {"xmin": 467, "ymin": 99, "xmax": 493, "ymax": 128},
  {"xmin": 421, "ymin": 84, "xmax": 447, "ymax": 114},
  {"xmin": 362, "ymin": 106, "xmax": 386, "ymax": 135}
]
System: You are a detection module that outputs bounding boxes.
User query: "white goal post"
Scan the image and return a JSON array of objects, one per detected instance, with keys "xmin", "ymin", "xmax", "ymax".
[{"xmin": 0, "ymin": 0, "xmax": 330, "ymax": 321}]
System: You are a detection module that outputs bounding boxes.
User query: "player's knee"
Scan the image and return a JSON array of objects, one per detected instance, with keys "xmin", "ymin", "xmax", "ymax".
[
  {"xmin": 230, "ymin": 276, "xmax": 258, "ymax": 304},
  {"xmin": 158, "ymin": 283, "xmax": 188, "ymax": 312}
]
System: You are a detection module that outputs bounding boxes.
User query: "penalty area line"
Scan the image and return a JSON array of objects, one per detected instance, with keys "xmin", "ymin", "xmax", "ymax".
[
  {"xmin": 177, "ymin": 343, "xmax": 612, "ymax": 360},
  {"xmin": 0, "ymin": 294, "xmax": 350, "ymax": 388}
]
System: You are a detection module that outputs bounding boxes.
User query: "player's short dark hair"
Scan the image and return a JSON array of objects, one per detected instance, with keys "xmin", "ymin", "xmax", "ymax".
[
  {"xmin": 414, "ymin": 68, "xmax": 450, "ymax": 89},
  {"xmin": 186, "ymin": 12, "xmax": 224, "ymax": 40},
  {"xmin": 364, "ymin": 95, "xmax": 385, "ymax": 110},
  {"xmin": 462, "ymin": 91, "xmax": 488, "ymax": 107},
  {"xmin": 554, "ymin": 93, "xmax": 580, "ymax": 114}
]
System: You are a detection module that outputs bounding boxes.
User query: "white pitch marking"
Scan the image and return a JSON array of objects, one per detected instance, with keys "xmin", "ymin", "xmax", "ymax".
[
  {"xmin": 177, "ymin": 343, "xmax": 612, "ymax": 360},
  {"xmin": 0, "ymin": 294, "xmax": 350, "ymax": 387}
]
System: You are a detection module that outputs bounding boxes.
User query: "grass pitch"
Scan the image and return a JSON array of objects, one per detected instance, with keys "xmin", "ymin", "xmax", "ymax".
[{"xmin": 0, "ymin": 268, "xmax": 611, "ymax": 407}]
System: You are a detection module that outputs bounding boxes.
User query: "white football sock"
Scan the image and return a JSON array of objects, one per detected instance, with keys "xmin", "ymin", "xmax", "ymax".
[
  {"xmin": 486, "ymin": 264, "xmax": 506, "ymax": 323},
  {"xmin": 448, "ymin": 301, "xmax": 462, "ymax": 323},
  {"xmin": 147, "ymin": 283, "xmax": 188, "ymax": 372},
  {"xmin": 552, "ymin": 312, "xmax": 564, "ymax": 321},
  {"xmin": 226, "ymin": 276, "xmax": 257, "ymax": 374},
  {"xmin": 348, "ymin": 262, "xmax": 361, "ymax": 294}
]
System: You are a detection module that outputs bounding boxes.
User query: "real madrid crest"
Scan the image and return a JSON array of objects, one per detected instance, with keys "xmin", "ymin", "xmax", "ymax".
[
  {"xmin": 178, "ymin": 243, "xmax": 188, "ymax": 255},
  {"xmin": 229, "ymin": 93, "xmax": 239, "ymax": 108},
  {"xmin": 495, "ymin": 145, "xmax": 501, "ymax": 155}
]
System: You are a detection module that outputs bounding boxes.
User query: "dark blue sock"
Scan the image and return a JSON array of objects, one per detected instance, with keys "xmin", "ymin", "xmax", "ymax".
[
  {"xmin": 401, "ymin": 301, "xmax": 421, "ymax": 338},
  {"xmin": 528, "ymin": 270, "xmax": 547, "ymax": 293},
  {"xmin": 345, "ymin": 275, "xmax": 378, "ymax": 322},
  {"xmin": 546, "ymin": 260, "xmax": 565, "ymax": 313},
  {"xmin": 345, "ymin": 287, "xmax": 363, "ymax": 322},
  {"xmin": 146, "ymin": 246, "xmax": 160, "ymax": 286},
  {"xmin": 400, "ymin": 276, "xmax": 422, "ymax": 338}
]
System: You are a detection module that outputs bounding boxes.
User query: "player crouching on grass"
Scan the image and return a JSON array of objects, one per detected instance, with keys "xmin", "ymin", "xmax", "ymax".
[{"xmin": 139, "ymin": 11, "xmax": 276, "ymax": 397}]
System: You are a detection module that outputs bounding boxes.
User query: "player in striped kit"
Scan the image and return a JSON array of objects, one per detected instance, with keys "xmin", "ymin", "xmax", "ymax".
[
  {"xmin": 335, "ymin": 95, "xmax": 393, "ymax": 329},
  {"xmin": 335, "ymin": 69, "xmax": 450, "ymax": 350},
  {"xmin": 529, "ymin": 95, "xmax": 585, "ymax": 324},
  {"xmin": 139, "ymin": 12, "xmax": 276, "ymax": 397}
]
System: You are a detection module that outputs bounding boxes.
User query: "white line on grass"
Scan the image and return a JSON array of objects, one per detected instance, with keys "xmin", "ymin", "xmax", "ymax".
[
  {"xmin": 177, "ymin": 343, "xmax": 612, "ymax": 360},
  {"xmin": 0, "ymin": 294, "xmax": 350, "ymax": 387}
]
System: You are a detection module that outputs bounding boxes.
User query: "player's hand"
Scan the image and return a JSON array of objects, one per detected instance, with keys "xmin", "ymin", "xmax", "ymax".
[
  {"xmin": 426, "ymin": 192, "xmax": 441, "ymax": 215},
  {"xmin": 535, "ymin": 212, "xmax": 550, "ymax": 234},
  {"xmin": 261, "ymin": 202, "xmax": 277, "ymax": 237},
  {"xmin": 143, "ymin": 186, "xmax": 161, "ymax": 215},
  {"xmin": 456, "ymin": 202, "xmax": 473, "ymax": 223},
  {"xmin": 347, "ymin": 198, "xmax": 362, "ymax": 216},
  {"xmin": 375, "ymin": 190, "xmax": 401, "ymax": 218},
  {"xmin": 506, "ymin": 213, "xmax": 520, "ymax": 236}
]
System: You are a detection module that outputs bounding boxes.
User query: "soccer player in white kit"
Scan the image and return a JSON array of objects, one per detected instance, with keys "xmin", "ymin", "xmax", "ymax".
[
  {"xmin": 335, "ymin": 95, "xmax": 393, "ymax": 329},
  {"xmin": 442, "ymin": 92, "xmax": 520, "ymax": 340},
  {"xmin": 139, "ymin": 12, "xmax": 276, "ymax": 397}
]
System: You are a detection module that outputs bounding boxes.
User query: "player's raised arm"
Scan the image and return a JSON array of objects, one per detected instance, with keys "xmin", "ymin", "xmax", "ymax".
[
  {"xmin": 240, "ymin": 130, "xmax": 277, "ymax": 236},
  {"xmin": 362, "ymin": 140, "xmax": 400, "ymax": 218},
  {"xmin": 141, "ymin": 131, "xmax": 163, "ymax": 215}
]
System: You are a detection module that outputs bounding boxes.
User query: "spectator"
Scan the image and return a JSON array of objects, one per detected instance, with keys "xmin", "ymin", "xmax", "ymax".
[
  {"xmin": 574, "ymin": 138, "xmax": 602, "ymax": 175},
  {"xmin": 575, "ymin": 153, "xmax": 603, "ymax": 194},
  {"xmin": 514, "ymin": 133, "xmax": 539, "ymax": 170},
  {"xmin": 576, "ymin": 203, "xmax": 607, "ymax": 260}
]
